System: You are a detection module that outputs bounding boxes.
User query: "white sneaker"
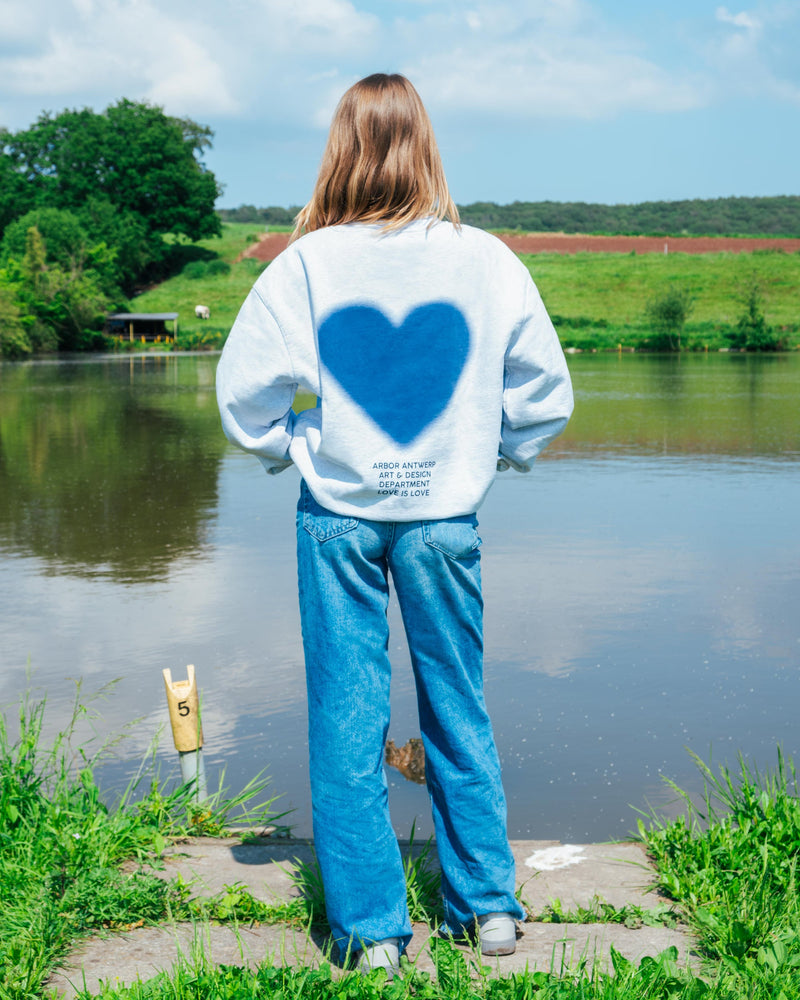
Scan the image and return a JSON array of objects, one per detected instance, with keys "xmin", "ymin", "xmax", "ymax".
[
  {"xmin": 477, "ymin": 912, "xmax": 517, "ymax": 956},
  {"xmin": 356, "ymin": 937, "xmax": 401, "ymax": 977}
]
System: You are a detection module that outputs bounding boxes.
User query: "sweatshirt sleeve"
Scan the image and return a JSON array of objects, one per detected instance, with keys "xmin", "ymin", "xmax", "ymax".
[
  {"xmin": 216, "ymin": 284, "xmax": 297, "ymax": 475},
  {"xmin": 499, "ymin": 277, "xmax": 574, "ymax": 472}
]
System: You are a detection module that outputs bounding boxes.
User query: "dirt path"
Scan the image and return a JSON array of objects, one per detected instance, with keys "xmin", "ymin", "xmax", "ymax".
[{"xmin": 243, "ymin": 230, "xmax": 800, "ymax": 262}]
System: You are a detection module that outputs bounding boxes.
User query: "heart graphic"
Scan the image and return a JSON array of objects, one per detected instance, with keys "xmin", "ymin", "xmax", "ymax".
[{"xmin": 318, "ymin": 303, "xmax": 470, "ymax": 445}]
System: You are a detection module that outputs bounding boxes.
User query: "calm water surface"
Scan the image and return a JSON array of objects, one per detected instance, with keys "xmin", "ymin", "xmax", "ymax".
[{"xmin": 1, "ymin": 352, "xmax": 798, "ymax": 840}]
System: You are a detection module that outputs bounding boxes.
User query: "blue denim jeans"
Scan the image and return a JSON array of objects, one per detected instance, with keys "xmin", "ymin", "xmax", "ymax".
[{"xmin": 296, "ymin": 481, "xmax": 523, "ymax": 956}]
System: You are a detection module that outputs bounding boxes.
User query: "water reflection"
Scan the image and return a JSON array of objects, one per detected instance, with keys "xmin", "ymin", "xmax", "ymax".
[
  {"xmin": 0, "ymin": 355, "xmax": 225, "ymax": 582},
  {"xmin": 0, "ymin": 352, "xmax": 798, "ymax": 842},
  {"xmin": 559, "ymin": 352, "xmax": 799, "ymax": 459}
]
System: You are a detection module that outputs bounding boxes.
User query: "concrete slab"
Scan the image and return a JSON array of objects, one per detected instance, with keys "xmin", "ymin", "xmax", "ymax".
[
  {"xmin": 48, "ymin": 838, "xmax": 695, "ymax": 998},
  {"xmin": 144, "ymin": 837, "xmax": 318, "ymax": 905},
  {"xmin": 511, "ymin": 840, "xmax": 659, "ymax": 912}
]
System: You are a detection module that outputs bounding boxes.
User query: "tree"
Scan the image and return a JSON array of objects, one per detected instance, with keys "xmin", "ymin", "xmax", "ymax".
[
  {"xmin": 2, "ymin": 208, "xmax": 89, "ymax": 271},
  {"xmin": 645, "ymin": 286, "xmax": 693, "ymax": 351},
  {"xmin": 0, "ymin": 100, "xmax": 223, "ymax": 351},
  {"xmin": 1, "ymin": 206, "xmax": 124, "ymax": 300},
  {"xmin": 2, "ymin": 100, "xmax": 221, "ymax": 243},
  {"xmin": 0, "ymin": 284, "xmax": 30, "ymax": 358},
  {"xmin": 0, "ymin": 131, "xmax": 34, "ymax": 232},
  {"xmin": 728, "ymin": 277, "xmax": 784, "ymax": 351},
  {"xmin": 77, "ymin": 196, "xmax": 152, "ymax": 295},
  {"xmin": 0, "ymin": 223, "xmax": 110, "ymax": 354}
]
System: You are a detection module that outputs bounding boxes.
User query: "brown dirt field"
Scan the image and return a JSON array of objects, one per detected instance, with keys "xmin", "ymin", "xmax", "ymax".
[
  {"xmin": 499, "ymin": 233, "xmax": 800, "ymax": 255},
  {"xmin": 242, "ymin": 230, "xmax": 800, "ymax": 263}
]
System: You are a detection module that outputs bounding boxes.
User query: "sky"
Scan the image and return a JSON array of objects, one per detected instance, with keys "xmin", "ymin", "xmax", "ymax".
[{"xmin": 1, "ymin": 0, "xmax": 799, "ymax": 209}]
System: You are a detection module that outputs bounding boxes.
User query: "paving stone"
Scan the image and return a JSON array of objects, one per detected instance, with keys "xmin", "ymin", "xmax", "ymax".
[{"xmin": 48, "ymin": 838, "xmax": 697, "ymax": 998}]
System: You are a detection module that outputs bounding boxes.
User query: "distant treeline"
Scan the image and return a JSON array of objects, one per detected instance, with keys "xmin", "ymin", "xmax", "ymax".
[
  {"xmin": 456, "ymin": 196, "xmax": 800, "ymax": 236},
  {"xmin": 218, "ymin": 205, "xmax": 302, "ymax": 226},
  {"xmin": 218, "ymin": 196, "xmax": 800, "ymax": 237}
]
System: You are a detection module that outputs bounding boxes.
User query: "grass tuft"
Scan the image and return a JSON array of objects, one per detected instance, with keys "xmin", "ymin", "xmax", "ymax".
[
  {"xmin": 0, "ymin": 689, "xmax": 286, "ymax": 1000},
  {"xmin": 639, "ymin": 747, "xmax": 800, "ymax": 982},
  {"xmin": 532, "ymin": 896, "xmax": 681, "ymax": 930}
]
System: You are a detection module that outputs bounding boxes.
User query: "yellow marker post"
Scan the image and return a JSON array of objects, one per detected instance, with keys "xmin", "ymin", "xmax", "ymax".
[{"xmin": 163, "ymin": 664, "xmax": 208, "ymax": 800}]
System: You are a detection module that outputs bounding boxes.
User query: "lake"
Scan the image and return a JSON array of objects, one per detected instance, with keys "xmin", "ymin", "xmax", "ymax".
[{"xmin": 0, "ymin": 351, "xmax": 798, "ymax": 842}]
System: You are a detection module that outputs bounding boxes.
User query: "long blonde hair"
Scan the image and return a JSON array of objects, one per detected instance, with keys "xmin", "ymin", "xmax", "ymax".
[{"xmin": 291, "ymin": 74, "xmax": 459, "ymax": 241}]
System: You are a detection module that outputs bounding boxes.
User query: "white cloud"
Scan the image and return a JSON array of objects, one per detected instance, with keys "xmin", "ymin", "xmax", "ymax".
[
  {"xmin": 482, "ymin": 533, "xmax": 702, "ymax": 678},
  {"xmin": 401, "ymin": 2, "xmax": 705, "ymax": 120},
  {"xmin": 143, "ymin": 34, "xmax": 241, "ymax": 115},
  {"xmin": 258, "ymin": 0, "xmax": 379, "ymax": 52},
  {"xmin": 465, "ymin": 11, "xmax": 482, "ymax": 31},
  {"xmin": 705, "ymin": 2, "xmax": 800, "ymax": 106},
  {"xmin": 716, "ymin": 6, "xmax": 762, "ymax": 30},
  {"xmin": 409, "ymin": 45, "xmax": 703, "ymax": 120},
  {"xmin": 144, "ymin": 0, "xmax": 715, "ymax": 131},
  {"xmin": 2, "ymin": 0, "xmax": 800, "ymax": 176},
  {"xmin": 0, "ymin": 0, "xmax": 362, "ymax": 124},
  {"xmin": 0, "ymin": 0, "xmax": 240, "ymax": 116}
]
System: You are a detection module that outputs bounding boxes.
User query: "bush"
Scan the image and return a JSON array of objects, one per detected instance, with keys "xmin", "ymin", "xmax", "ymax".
[
  {"xmin": 182, "ymin": 260, "xmax": 208, "ymax": 280},
  {"xmin": 0, "ymin": 226, "xmax": 111, "ymax": 354},
  {"xmin": 1, "ymin": 208, "xmax": 88, "ymax": 270},
  {"xmin": 644, "ymin": 286, "xmax": 693, "ymax": 351},
  {"xmin": 26, "ymin": 319, "xmax": 60, "ymax": 353},
  {"xmin": 179, "ymin": 257, "xmax": 229, "ymax": 282},
  {"xmin": 550, "ymin": 314, "xmax": 609, "ymax": 329},
  {"xmin": 728, "ymin": 278, "xmax": 784, "ymax": 350},
  {"xmin": 0, "ymin": 286, "xmax": 31, "ymax": 358},
  {"xmin": 206, "ymin": 258, "xmax": 231, "ymax": 276}
]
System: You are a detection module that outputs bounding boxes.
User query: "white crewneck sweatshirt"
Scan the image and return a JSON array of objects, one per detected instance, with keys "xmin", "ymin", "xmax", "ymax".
[{"xmin": 216, "ymin": 219, "xmax": 573, "ymax": 520}]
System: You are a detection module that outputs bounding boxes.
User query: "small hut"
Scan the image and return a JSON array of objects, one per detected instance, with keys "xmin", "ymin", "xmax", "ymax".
[{"xmin": 107, "ymin": 312, "xmax": 179, "ymax": 343}]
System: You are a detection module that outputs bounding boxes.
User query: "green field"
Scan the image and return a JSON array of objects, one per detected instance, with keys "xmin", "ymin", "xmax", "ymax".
[
  {"xmin": 525, "ymin": 249, "xmax": 800, "ymax": 350},
  {"xmin": 131, "ymin": 224, "xmax": 800, "ymax": 352},
  {"xmin": 131, "ymin": 223, "xmax": 268, "ymax": 348}
]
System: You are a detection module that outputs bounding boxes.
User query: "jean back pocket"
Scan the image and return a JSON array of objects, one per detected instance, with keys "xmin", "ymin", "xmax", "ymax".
[
  {"xmin": 299, "ymin": 484, "xmax": 359, "ymax": 542},
  {"xmin": 422, "ymin": 516, "xmax": 481, "ymax": 560}
]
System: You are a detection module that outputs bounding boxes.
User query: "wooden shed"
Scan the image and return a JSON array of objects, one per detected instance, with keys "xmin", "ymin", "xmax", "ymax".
[{"xmin": 107, "ymin": 312, "xmax": 179, "ymax": 343}]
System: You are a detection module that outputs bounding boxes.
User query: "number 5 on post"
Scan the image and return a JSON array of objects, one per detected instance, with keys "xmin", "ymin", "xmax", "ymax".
[{"xmin": 162, "ymin": 664, "xmax": 208, "ymax": 799}]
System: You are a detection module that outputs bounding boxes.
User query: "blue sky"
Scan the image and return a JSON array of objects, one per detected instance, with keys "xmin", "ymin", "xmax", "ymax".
[{"xmin": 1, "ymin": 0, "xmax": 798, "ymax": 209}]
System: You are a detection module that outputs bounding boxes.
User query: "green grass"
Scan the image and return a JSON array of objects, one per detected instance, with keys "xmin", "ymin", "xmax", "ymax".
[
  {"xmin": 639, "ymin": 749, "xmax": 800, "ymax": 977},
  {"xmin": 524, "ymin": 250, "xmax": 800, "ymax": 351},
  {"xmin": 130, "ymin": 223, "xmax": 269, "ymax": 348},
  {"xmin": 69, "ymin": 943, "xmax": 711, "ymax": 1000},
  {"xmin": 162, "ymin": 221, "xmax": 269, "ymax": 264},
  {"xmin": 4, "ymin": 684, "xmax": 800, "ymax": 999},
  {"xmin": 530, "ymin": 897, "xmax": 681, "ymax": 930},
  {"xmin": 525, "ymin": 250, "xmax": 800, "ymax": 326},
  {"xmin": 127, "ymin": 225, "xmax": 800, "ymax": 354},
  {"xmin": 0, "ymin": 688, "xmax": 287, "ymax": 999}
]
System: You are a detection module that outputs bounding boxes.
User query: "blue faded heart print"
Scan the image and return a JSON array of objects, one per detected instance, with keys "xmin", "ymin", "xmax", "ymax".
[{"xmin": 318, "ymin": 303, "xmax": 470, "ymax": 445}]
